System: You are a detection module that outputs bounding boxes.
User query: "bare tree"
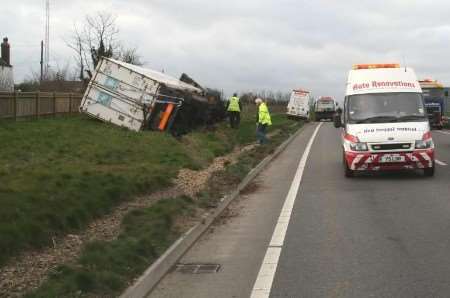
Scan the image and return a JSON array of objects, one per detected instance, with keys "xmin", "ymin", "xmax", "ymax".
[
  {"xmin": 65, "ymin": 12, "xmax": 118, "ymax": 79},
  {"xmin": 67, "ymin": 11, "xmax": 143, "ymax": 80},
  {"xmin": 65, "ymin": 25, "xmax": 85, "ymax": 81},
  {"xmin": 85, "ymin": 12, "xmax": 118, "ymax": 69},
  {"xmin": 116, "ymin": 46, "xmax": 143, "ymax": 66}
]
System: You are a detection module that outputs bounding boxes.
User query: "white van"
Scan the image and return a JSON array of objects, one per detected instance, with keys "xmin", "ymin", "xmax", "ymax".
[
  {"xmin": 334, "ymin": 63, "xmax": 435, "ymax": 177},
  {"xmin": 287, "ymin": 89, "xmax": 311, "ymax": 119}
]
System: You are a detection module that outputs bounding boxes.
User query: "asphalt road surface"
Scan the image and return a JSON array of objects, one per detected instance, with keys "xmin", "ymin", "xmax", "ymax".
[{"xmin": 150, "ymin": 122, "xmax": 450, "ymax": 298}]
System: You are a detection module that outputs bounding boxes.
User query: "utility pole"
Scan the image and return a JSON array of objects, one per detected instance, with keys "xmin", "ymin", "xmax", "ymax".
[
  {"xmin": 44, "ymin": 0, "xmax": 50, "ymax": 76},
  {"xmin": 40, "ymin": 40, "xmax": 44, "ymax": 82}
]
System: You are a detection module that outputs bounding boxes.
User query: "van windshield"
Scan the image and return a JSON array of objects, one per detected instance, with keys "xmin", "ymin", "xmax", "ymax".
[{"xmin": 347, "ymin": 93, "xmax": 426, "ymax": 123}]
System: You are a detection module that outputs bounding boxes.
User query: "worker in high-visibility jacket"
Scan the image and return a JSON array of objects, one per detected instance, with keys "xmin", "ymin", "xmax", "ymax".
[
  {"xmin": 226, "ymin": 93, "xmax": 242, "ymax": 129},
  {"xmin": 255, "ymin": 98, "xmax": 272, "ymax": 144}
]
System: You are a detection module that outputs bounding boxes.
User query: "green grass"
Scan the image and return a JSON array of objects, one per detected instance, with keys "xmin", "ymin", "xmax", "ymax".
[
  {"xmin": 24, "ymin": 110, "xmax": 303, "ymax": 298},
  {"xmin": 26, "ymin": 196, "xmax": 195, "ymax": 298},
  {"xmin": 0, "ymin": 109, "xmax": 297, "ymax": 267},
  {"xmin": 0, "ymin": 116, "xmax": 194, "ymax": 266}
]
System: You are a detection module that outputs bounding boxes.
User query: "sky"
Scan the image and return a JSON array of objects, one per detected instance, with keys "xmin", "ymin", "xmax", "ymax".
[{"xmin": 2, "ymin": 0, "xmax": 450, "ymax": 100}]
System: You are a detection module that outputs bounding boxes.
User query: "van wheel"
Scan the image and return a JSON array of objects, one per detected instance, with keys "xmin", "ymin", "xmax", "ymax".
[
  {"xmin": 343, "ymin": 152, "xmax": 354, "ymax": 178},
  {"xmin": 424, "ymin": 164, "xmax": 435, "ymax": 177}
]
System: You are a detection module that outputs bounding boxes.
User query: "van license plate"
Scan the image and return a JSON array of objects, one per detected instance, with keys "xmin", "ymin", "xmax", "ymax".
[{"xmin": 380, "ymin": 155, "xmax": 405, "ymax": 163}]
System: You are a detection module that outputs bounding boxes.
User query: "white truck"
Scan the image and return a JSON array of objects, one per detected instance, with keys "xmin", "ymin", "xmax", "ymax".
[
  {"xmin": 315, "ymin": 96, "xmax": 336, "ymax": 121},
  {"xmin": 287, "ymin": 89, "xmax": 311, "ymax": 119},
  {"xmin": 334, "ymin": 63, "xmax": 435, "ymax": 177},
  {"xmin": 79, "ymin": 57, "xmax": 202, "ymax": 132}
]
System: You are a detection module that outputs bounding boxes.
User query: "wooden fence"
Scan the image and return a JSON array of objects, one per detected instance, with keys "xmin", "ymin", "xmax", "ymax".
[{"xmin": 0, "ymin": 92, "xmax": 83, "ymax": 119}]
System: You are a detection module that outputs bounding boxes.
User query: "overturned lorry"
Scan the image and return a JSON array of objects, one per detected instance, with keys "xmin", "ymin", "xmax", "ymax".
[{"xmin": 79, "ymin": 57, "xmax": 225, "ymax": 134}]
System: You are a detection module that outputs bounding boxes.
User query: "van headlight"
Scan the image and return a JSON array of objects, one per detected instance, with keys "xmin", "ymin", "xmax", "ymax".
[
  {"xmin": 344, "ymin": 133, "xmax": 368, "ymax": 151},
  {"xmin": 350, "ymin": 142, "xmax": 368, "ymax": 151},
  {"xmin": 415, "ymin": 139, "xmax": 433, "ymax": 149}
]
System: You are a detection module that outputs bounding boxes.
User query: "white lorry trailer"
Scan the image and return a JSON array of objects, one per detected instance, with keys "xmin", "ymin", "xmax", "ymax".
[
  {"xmin": 79, "ymin": 57, "xmax": 202, "ymax": 132},
  {"xmin": 287, "ymin": 89, "xmax": 311, "ymax": 119}
]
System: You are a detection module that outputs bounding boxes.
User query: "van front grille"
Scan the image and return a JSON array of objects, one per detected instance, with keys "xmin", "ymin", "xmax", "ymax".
[{"xmin": 371, "ymin": 143, "xmax": 411, "ymax": 151}]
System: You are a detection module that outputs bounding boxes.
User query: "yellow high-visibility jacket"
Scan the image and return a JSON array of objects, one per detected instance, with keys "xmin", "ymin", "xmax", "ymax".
[
  {"xmin": 258, "ymin": 103, "xmax": 272, "ymax": 125},
  {"xmin": 227, "ymin": 96, "xmax": 241, "ymax": 112}
]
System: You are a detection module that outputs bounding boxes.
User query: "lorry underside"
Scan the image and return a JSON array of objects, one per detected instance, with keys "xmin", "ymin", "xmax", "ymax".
[{"xmin": 315, "ymin": 110, "xmax": 335, "ymax": 121}]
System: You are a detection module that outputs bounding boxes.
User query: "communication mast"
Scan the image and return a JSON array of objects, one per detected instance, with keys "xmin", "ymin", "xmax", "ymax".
[{"xmin": 44, "ymin": 0, "xmax": 50, "ymax": 77}]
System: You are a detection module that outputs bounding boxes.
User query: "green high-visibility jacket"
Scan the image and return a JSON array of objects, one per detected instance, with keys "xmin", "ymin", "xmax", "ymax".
[
  {"xmin": 258, "ymin": 103, "xmax": 272, "ymax": 125},
  {"xmin": 227, "ymin": 96, "xmax": 241, "ymax": 112}
]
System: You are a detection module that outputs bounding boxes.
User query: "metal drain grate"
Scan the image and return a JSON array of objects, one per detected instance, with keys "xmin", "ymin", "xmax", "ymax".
[{"xmin": 175, "ymin": 263, "xmax": 221, "ymax": 274}]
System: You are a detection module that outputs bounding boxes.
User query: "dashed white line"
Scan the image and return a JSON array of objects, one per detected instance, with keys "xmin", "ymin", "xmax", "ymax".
[
  {"xmin": 250, "ymin": 123, "xmax": 322, "ymax": 298},
  {"xmin": 435, "ymin": 159, "xmax": 447, "ymax": 166}
]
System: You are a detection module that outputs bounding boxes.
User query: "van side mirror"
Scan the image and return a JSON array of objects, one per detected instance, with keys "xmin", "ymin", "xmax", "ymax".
[{"xmin": 333, "ymin": 114, "xmax": 341, "ymax": 128}]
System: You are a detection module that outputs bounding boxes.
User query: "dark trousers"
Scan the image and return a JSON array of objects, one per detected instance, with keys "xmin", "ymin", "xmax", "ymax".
[
  {"xmin": 228, "ymin": 111, "xmax": 241, "ymax": 129},
  {"xmin": 256, "ymin": 123, "xmax": 268, "ymax": 144}
]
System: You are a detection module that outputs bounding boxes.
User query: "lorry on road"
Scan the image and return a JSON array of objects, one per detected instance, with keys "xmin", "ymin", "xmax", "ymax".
[
  {"xmin": 314, "ymin": 96, "xmax": 336, "ymax": 121},
  {"xmin": 286, "ymin": 89, "xmax": 311, "ymax": 120},
  {"xmin": 419, "ymin": 79, "xmax": 446, "ymax": 129},
  {"xmin": 334, "ymin": 63, "xmax": 435, "ymax": 177}
]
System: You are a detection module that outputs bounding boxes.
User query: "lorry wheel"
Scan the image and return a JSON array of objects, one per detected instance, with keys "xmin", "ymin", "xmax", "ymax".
[{"xmin": 424, "ymin": 165, "xmax": 435, "ymax": 177}]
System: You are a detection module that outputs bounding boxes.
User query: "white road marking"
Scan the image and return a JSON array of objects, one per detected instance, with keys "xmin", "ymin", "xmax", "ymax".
[
  {"xmin": 435, "ymin": 130, "xmax": 450, "ymax": 135},
  {"xmin": 250, "ymin": 123, "xmax": 322, "ymax": 298},
  {"xmin": 435, "ymin": 159, "xmax": 447, "ymax": 166}
]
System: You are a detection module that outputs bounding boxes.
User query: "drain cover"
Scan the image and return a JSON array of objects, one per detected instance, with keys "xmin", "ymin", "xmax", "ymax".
[{"xmin": 175, "ymin": 263, "xmax": 221, "ymax": 274}]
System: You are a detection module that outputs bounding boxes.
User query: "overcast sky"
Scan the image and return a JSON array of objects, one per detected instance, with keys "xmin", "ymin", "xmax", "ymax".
[{"xmin": 2, "ymin": 0, "xmax": 450, "ymax": 99}]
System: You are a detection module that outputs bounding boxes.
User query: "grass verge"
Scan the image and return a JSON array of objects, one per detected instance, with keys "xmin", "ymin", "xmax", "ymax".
[
  {"xmin": 25, "ymin": 196, "xmax": 195, "ymax": 298},
  {"xmin": 26, "ymin": 114, "xmax": 303, "ymax": 297},
  {"xmin": 0, "ymin": 107, "xmax": 294, "ymax": 267}
]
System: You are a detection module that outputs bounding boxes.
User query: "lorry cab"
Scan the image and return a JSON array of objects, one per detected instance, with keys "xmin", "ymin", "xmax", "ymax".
[
  {"xmin": 335, "ymin": 63, "xmax": 435, "ymax": 177},
  {"xmin": 287, "ymin": 89, "xmax": 311, "ymax": 120},
  {"xmin": 419, "ymin": 79, "xmax": 446, "ymax": 129},
  {"xmin": 315, "ymin": 96, "xmax": 336, "ymax": 121}
]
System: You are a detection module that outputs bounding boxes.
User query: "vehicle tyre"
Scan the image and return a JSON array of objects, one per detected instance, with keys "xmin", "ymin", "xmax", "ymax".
[
  {"xmin": 424, "ymin": 163, "xmax": 435, "ymax": 177},
  {"xmin": 343, "ymin": 151, "xmax": 354, "ymax": 178}
]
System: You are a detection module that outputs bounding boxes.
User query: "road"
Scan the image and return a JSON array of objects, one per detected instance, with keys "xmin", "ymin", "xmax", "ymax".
[{"xmin": 150, "ymin": 122, "xmax": 450, "ymax": 298}]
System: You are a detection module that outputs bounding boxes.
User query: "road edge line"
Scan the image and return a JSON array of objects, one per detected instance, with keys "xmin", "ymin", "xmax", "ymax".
[
  {"xmin": 120, "ymin": 122, "xmax": 311, "ymax": 298},
  {"xmin": 435, "ymin": 159, "xmax": 447, "ymax": 166},
  {"xmin": 250, "ymin": 122, "xmax": 322, "ymax": 298}
]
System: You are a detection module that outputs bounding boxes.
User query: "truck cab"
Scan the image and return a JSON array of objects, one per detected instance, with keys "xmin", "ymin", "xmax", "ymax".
[
  {"xmin": 335, "ymin": 63, "xmax": 435, "ymax": 177},
  {"xmin": 287, "ymin": 89, "xmax": 311, "ymax": 120},
  {"xmin": 419, "ymin": 79, "xmax": 446, "ymax": 129}
]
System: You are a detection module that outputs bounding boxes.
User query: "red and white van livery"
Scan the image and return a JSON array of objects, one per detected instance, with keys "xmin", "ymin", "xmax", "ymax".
[{"xmin": 337, "ymin": 64, "xmax": 435, "ymax": 177}]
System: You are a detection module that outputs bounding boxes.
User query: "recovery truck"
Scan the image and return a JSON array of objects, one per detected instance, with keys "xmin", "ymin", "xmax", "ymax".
[
  {"xmin": 334, "ymin": 63, "xmax": 435, "ymax": 177},
  {"xmin": 315, "ymin": 96, "xmax": 336, "ymax": 121},
  {"xmin": 419, "ymin": 79, "xmax": 446, "ymax": 129},
  {"xmin": 286, "ymin": 89, "xmax": 311, "ymax": 120}
]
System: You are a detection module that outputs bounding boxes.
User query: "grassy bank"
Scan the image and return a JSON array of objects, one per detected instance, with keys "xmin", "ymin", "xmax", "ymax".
[
  {"xmin": 0, "ymin": 107, "xmax": 295, "ymax": 267},
  {"xmin": 26, "ymin": 196, "xmax": 196, "ymax": 298},
  {"xmin": 27, "ymin": 113, "xmax": 303, "ymax": 297}
]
